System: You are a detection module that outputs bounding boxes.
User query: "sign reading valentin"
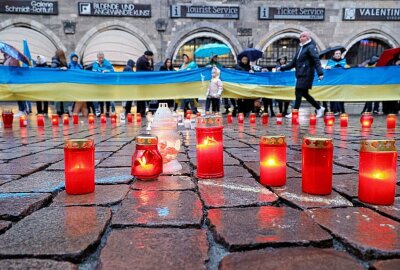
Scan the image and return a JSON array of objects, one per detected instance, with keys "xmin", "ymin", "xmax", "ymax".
[
  {"xmin": 343, "ymin": 8, "xmax": 400, "ymax": 21},
  {"xmin": 0, "ymin": 0, "xmax": 58, "ymax": 15},
  {"xmin": 78, "ymin": 2, "xmax": 151, "ymax": 17},
  {"xmin": 170, "ymin": 4, "xmax": 239, "ymax": 19},
  {"xmin": 259, "ymin": 7, "xmax": 325, "ymax": 21}
]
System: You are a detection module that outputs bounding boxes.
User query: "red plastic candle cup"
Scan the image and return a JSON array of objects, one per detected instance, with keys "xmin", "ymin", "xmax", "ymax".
[
  {"xmin": 196, "ymin": 112, "xmax": 201, "ymax": 117},
  {"xmin": 340, "ymin": 113, "xmax": 348, "ymax": 127},
  {"xmin": 136, "ymin": 113, "xmax": 142, "ymax": 123},
  {"xmin": 387, "ymin": 114, "xmax": 396, "ymax": 129},
  {"xmin": 276, "ymin": 113, "xmax": 283, "ymax": 125},
  {"xmin": 72, "ymin": 113, "xmax": 79, "ymax": 125},
  {"xmin": 62, "ymin": 114, "xmax": 69, "ymax": 125},
  {"xmin": 196, "ymin": 115, "xmax": 224, "ymax": 179},
  {"xmin": 227, "ymin": 113, "xmax": 233, "ymax": 124},
  {"xmin": 250, "ymin": 113, "xmax": 256, "ymax": 124},
  {"xmin": 64, "ymin": 139, "xmax": 95, "ymax": 195},
  {"xmin": 37, "ymin": 114, "xmax": 45, "ymax": 127},
  {"xmin": 324, "ymin": 112, "xmax": 335, "ymax": 127},
  {"xmin": 110, "ymin": 113, "xmax": 117, "ymax": 124},
  {"xmin": 238, "ymin": 113, "xmax": 244, "ymax": 124},
  {"xmin": 51, "ymin": 115, "xmax": 59, "ymax": 126},
  {"xmin": 88, "ymin": 113, "xmax": 95, "ymax": 124},
  {"xmin": 131, "ymin": 134, "xmax": 163, "ymax": 180},
  {"xmin": 259, "ymin": 135, "xmax": 286, "ymax": 187},
  {"xmin": 100, "ymin": 114, "xmax": 107, "ymax": 124},
  {"xmin": 302, "ymin": 136, "xmax": 333, "ymax": 195},
  {"xmin": 309, "ymin": 113, "xmax": 317, "ymax": 126},
  {"xmin": 358, "ymin": 140, "xmax": 397, "ymax": 205},
  {"xmin": 127, "ymin": 113, "xmax": 133, "ymax": 123},
  {"xmin": 262, "ymin": 113, "xmax": 269, "ymax": 125},
  {"xmin": 19, "ymin": 115, "xmax": 27, "ymax": 127},
  {"xmin": 2, "ymin": 110, "xmax": 14, "ymax": 128},
  {"xmin": 291, "ymin": 109, "xmax": 299, "ymax": 125},
  {"xmin": 186, "ymin": 110, "xmax": 192, "ymax": 120},
  {"xmin": 360, "ymin": 112, "xmax": 373, "ymax": 128}
]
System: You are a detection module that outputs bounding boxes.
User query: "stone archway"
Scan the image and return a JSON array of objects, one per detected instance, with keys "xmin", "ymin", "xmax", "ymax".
[{"xmin": 343, "ymin": 29, "xmax": 399, "ymax": 54}]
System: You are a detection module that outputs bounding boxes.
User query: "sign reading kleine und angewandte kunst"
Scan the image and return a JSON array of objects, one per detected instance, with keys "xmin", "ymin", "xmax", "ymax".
[
  {"xmin": 259, "ymin": 7, "xmax": 325, "ymax": 21},
  {"xmin": 0, "ymin": 0, "xmax": 58, "ymax": 15},
  {"xmin": 78, "ymin": 2, "xmax": 151, "ymax": 17},
  {"xmin": 170, "ymin": 4, "xmax": 239, "ymax": 19},
  {"xmin": 343, "ymin": 8, "xmax": 400, "ymax": 21}
]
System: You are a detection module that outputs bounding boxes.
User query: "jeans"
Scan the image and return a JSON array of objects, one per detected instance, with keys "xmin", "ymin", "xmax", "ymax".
[
  {"xmin": 294, "ymin": 88, "xmax": 321, "ymax": 110},
  {"xmin": 17, "ymin": 101, "xmax": 26, "ymax": 112}
]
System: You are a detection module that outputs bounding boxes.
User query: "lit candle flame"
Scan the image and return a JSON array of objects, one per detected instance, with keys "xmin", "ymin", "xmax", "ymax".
[
  {"xmin": 202, "ymin": 136, "xmax": 217, "ymax": 145},
  {"xmin": 138, "ymin": 156, "xmax": 147, "ymax": 166},
  {"xmin": 372, "ymin": 171, "xmax": 385, "ymax": 180}
]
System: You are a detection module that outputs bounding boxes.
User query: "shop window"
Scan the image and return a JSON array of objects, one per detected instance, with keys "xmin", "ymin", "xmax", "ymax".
[
  {"xmin": 346, "ymin": 38, "xmax": 391, "ymax": 66},
  {"xmin": 260, "ymin": 38, "xmax": 299, "ymax": 68}
]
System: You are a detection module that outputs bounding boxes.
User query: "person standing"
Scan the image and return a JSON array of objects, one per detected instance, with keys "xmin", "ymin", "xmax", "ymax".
[
  {"xmin": 35, "ymin": 55, "xmax": 49, "ymax": 115},
  {"xmin": 136, "ymin": 51, "xmax": 154, "ymax": 116},
  {"xmin": 123, "ymin": 59, "xmax": 136, "ymax": 116},
  {"xmin": 92, "ymin": 52, "xmax": 114, "ymax": 116},
  {"xmin": 68, "ymin": 53, "xmax": 87, "ymax": 116},
  {"xmin": 235, "ymin": 55, "xmax": 253, "ymax": 116},
  {"xmin": 179, "ymin": 53, "xmax": 198, "ymax": 114},
  {"xmin": 275, "ymin": 56, "xmax": 290, "ymax": 116},
  {"xmin": 279, "ymin": 31, "xmax": 325, "ymax": 118},
  {"xmin": 205, "ymin": 67, "xmax": 223, "ymax": 113},
  {"xmin": 159, "ymin": 58, "xmax": 175, "ymax": 108},
  {"xmin": 51, "ymin": 49, "xmax": 69, "ymax": 116}
]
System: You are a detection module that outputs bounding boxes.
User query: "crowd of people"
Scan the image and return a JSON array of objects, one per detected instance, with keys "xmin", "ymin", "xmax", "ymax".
[{"xmin": 2, "ymin": 31, "xmax": 399, "ymax": 118}]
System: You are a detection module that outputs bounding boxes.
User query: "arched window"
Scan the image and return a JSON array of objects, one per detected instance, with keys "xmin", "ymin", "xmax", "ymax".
[
  {"xmin": 346, "ymin": 38, "xmax": 391, "ymax": 66},
  {"xmin": 175, "ymin": 37, "xmax": 235, "ymax": 68},
  {"xmin": 260, "ymin": 38, "xmax": 299, "ymax": 67}
]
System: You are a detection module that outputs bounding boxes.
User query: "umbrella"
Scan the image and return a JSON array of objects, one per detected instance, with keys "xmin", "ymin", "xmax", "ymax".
[
  {"xmin": 376, "ymin": 47, "xmax": 400, "ymax": 67},
  {"xmin": 238, "ymin": 48, "xmax": 263, "ymax": 62},
  {"xmin": 194, "ymin": 43, "xmax": 231, "ymax": 58},
  {"xmin": 319, "ymin": 45, "xmax": 346, "ymax": 59},
  {"xmin": 0, "ymin": 41, "xmax": 30, "ymax": 65}
]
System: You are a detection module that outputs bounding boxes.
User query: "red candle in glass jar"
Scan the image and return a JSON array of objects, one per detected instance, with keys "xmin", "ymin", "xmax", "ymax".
[
  {"xmin": 196, "ymin": 115, "xmax": 224, "ymax": 178},
  {"xmin": 196, "ymin": 112, "xmax": 201, "ymax": 117},
  {"xmin": 324, "ymin": 112, "xmax": 335, "ymax": 127},
  {"xmin": 37, "ymin": 114, "xmax": 45, "ymax": 127},
  {"xmin": 309, "ymin": 113, "xmax": 317, "ymax": 126},
  {"xmin": 360, "ymin": 112, "xmax": 373, "ymax": 128},
  {"xmin": 387, "ymin": 114, "xmax": 396, "ymax": 129},
  {"xmin": 186, "ymin": 110, "xmax": 192, "ymax": 119},
  {"xmin": 291, "ymin": 109, "xmax": 299, "ymax": 125},
  {"xmin": 100, "ymin": 114, "xmax": 107, "ymax": 124},
  {"xmin": 250, "ymin": 113, "xmax": 256, "ymax": 124},
  {"xmin": 358, "ymin": 140, "xmax": 397, "ymax": 205},
  {"xmin": 238, "ymin": 113, "xmax": 244, "ymax": 124},
  {"xmin": 302, "ymin": 136, "xmax": 333, "ymax": 195},
  {"xmin": 62, "ymin": 114, "xmax": 69, "ymax": 125},
  {"xmin": 276, "ymin": 113, "xmax": 283, "ymax": 125},
  {"xmin": 131, "ymin": 134, "xmax": 163, "ymax": 180},
  {"xmin": 88, "ymin": 113, "xmax": 95, "ymax": 124},
  {"xmin": 227, "ymin": 113, "xmax": 232, "ymax": 124},
  {"xmin": 136, "ymin": 113, "xmax": 142, "ymax": 123},
  {"xmin": 19, "ymin": 115, "xmax": 27, "ymax": 127},
  {"xmin": 64, "ymin": 139, "xmax": 95, "ymax": 195},
  {"xmin": 2, "ymin": 110, "xmax": 14, "ymax": 128},
  {"xmin": 110, "ymin": 113, "xmax": 117, "ymax": 124},
  {"xmin": 262, "ymin": 113, "xmax": 268, "ymax": 125},
  {"xmin": 72, "ymin": 113, "xmax": 79, "ymax": 125},
  {"xmin": 259, "ymin": 135, "xmax": 286, "ymax": 186},
  {"xmin": 340, "ymin": 113, "xmax": 348, "ymax": 127},
  {"xmin": 127, "ymin": 113, "xmax": 133, "ymax": 123},
  {"xmin": 51, "ymin": 115, "xmax": 59, "ymax": 126}
]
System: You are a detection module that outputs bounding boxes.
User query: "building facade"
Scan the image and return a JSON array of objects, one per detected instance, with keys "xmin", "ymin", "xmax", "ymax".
[{"xmin": 0, "ymin": 0, "xmax": 399, "ymax": 68}]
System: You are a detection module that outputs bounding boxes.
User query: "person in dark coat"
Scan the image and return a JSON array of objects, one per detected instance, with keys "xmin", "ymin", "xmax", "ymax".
[
  {"xmin": 275, "ymin": 56, "xmax": 290, "ymax": 116},
  {"xmin": 279, "ymin": 31, "xmax": 325, "ymax": 118},
  {"xmin": 51, "ymin": 49, "xmax": 69, "ymax": 116},
  {"xmin": 235, "ymin": 55, "xmax": 253, "ymax": 116},
  {"xmin": 383, "ymin": 53, "xmax": 400, "ymax": 114},
  {"xmin": 159, "ymin": 58, "xmax": 175, "ymax": 108},
  {"xmin": 136, "ymin": 51, "xmax": 154, "ymax": 116},
  {"xmin": 123, "ymin": 59, "xmax": 136, "ymax": 116},
  {"xmin": 35, "ymin": 55, "xmax": 49, "ymax": 115}
]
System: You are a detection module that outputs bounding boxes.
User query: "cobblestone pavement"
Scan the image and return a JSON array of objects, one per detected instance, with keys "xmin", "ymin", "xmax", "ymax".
[{"xmin": 0, "ymin": 109, "xmax": 399, "ymax": 270}]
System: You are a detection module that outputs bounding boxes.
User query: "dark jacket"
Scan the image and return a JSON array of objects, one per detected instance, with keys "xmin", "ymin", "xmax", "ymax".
[
  {"xmin": 159, "ymin": 65, "xmax": 174, "ymax": 71},
  {"xmin": 123, "ymin": 59, "xmax": 135, "ymax": 72},
  {"xmin": 136, "ymin": 55, "xmax": 153, "ymax": 71},
  {"xmin": 51, "ymin": 56, "xmax": 67, "ymax": 68},
  {"xmin": 235, "ymin": 61, "xmax": 251, "ymax": 72},
  {"xmin": 280, "ymin": 40, "xmax": 323, "ymax": 89}
]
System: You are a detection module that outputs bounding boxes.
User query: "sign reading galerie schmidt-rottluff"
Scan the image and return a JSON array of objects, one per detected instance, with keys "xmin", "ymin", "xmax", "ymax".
[
  {"xmin": 259, "ymin": 6, "xmax": 325, "ymax": 21},
  {"xmin": 343, "ymin": 8, "xmax": 400, "ymax": 21},
  {"xmin": 170, "ymin": 4, "xmax": 239, "ymax": 19},
  {"xmin": 0, "ymin": 0, "xmax": 58, "ymax": 15},
  {"xmin": 78, "ymin": 2, "xmax": 151, "ymax": 17}
]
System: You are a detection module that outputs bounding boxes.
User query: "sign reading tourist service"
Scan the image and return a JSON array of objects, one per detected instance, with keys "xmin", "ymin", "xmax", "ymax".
[
  {"xmin": 343, "ymin": 8, "xmax": 400, "ymax": 21},
  {"xmin": 78, "ymin": 2, "xmax": 151, "ymax": 17},
  {"xmin": 170, "ymin": 4, "xmax": 239, "ymax": 19},
  {"xmin": 0, "ymin": 0, "xmax": 58, "ymax": 15},
  {"xmin": 259, "ymin": 7, "xmax": 325, "ymax": 21}
]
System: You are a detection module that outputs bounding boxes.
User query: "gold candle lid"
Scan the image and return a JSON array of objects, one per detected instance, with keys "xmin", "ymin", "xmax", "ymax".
[
  {"xmin": 325, "ymin": 112, "xmax": 334, "ymax": 116},
  {"xmin": 362, "ymin": 112, "xmax": 372, "ymax": 115},
  {"xmin": 340, "ymin": 113, "xmax": 348, "ymax": 117},
  {"xmin": 387, "ymin": 114, "xmax": 396, "ymax": 118},
  {"xmin": 196, "ymin": 115, "xmax": 223, "ymax": 127},
  {"xmin": 62, "ymin": 113, "xmax": 69, "ymax": 117},
  {"xmin": 260, "ymin": 135, "xmax": 286, "ymax": 145},
  {"xmin": 303, "ymin": 136, "xmax": 333, "ymax": 148},
  {"xmin": 65, "ymin": 139, "xmax": 94, "ymax": 149},
  {"xmin": 136, "ymin": 134, "xmax": 158, "ymax": 145},
  {"xmin": 310, "ymin": 112, "xmax": 316, "ymax": 116},
  {"xmin": 262, "ymin": 113, "xmax": 269, "ymax": 117},
  {"xmin": 360, "ymin": 139, "xmax": 396, "ymax": 152}
]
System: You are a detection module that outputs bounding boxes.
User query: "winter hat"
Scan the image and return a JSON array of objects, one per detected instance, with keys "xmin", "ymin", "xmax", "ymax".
[
  {"xmin": 212, "ymin": 66, "xmax": 221, "ymax": 77},
  {"xmin": 37, "ymin": 55, "xmax": 47, "ymax": 65},
  {"xmin": 144, "ymin": 50, "xmax": 154, "ymax": 56}
]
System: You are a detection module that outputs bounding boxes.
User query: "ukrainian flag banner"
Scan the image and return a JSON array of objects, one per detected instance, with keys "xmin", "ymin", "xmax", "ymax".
[{"xmin": 0, "ymin": 66, "xmax": 399, "ymax": 101}]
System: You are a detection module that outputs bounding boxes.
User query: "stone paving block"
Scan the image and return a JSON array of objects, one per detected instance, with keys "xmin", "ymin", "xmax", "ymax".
[
  {"xmin": 355, "ymin": 197, "xmax": 400, "ymax": 222},
  {"xmin": 244, "ymin": 161, "xmax": 301, "ymax": 179},
  {"xmin": 0, "ymin": 259, "xmax": 77, "ymax": 270},
  {"xmin": 272, "ymin": 179, "xmax": 353, "ymax": 210},
  {"xmin": 287, "ymin": 162, "xmax": 356, "ymax": 174},
  {"xmin": 224, "ymin": 140, "xmax": 251, "ymax": 148},
  {"xmin": 0, "ymin": 175, "xmax": 20, "ymax": 186},
  {"xmin": 99, "ymin": 228, "xmax": 208, "ymax": 270},
  {"xmin": 0, "ymin": 220, "xmax": 11, "ymax": 234},
  {"xmin": 131, "ymin": 176, "xmax": 195, "ymax": 191},
  {"xmin": 306, "ymin": 207, "xmax": 400, "ymax": 259},
  {"xmin": 0, "ymin": 162, "xmax": 48, "ymax": 176},
  {"xmin": 372, "ymin": 259, "xmax": 400, "ymax": 270},
  {"xmin": 112, "ymin": 190, "xmax": 203, "ymax": 228},
  {"xmin": 198, "ymin": 177, "xmax": 278, "ymax": 208},
  {"xmin": 161, "ymin": 162, "xmax": 192, "ymax": 176},
  {"xmin": 224, "ymin": 148, "xmax": 258, "ymax": 162},
  {"xmin": 334, "ymin": 155, "xmax": 359, "ymax": 169},
  {"xmin": 207, "ymin": 206, "xmax": 332, "ymax": 251},
  {"xmin": 0, "ymin": 206, "xmax": 111, "ymax": 262},
  {"xmin": 0, "ymin": 171, "xmax": 65, "ymax": 193},
  {"xmin": 95, "ymin": 146, "xmax": 121, "ymax": 152},
  {"xmin": 95, "ymin": 168, "xmax": 133, "ymax": 184},
  {"xmin": 332, "ymin": 174, "xmax": 359, "ymax": 198},
  {"xmin": 0, "ymin": 192, "xmax": 52, "ymax": 221},
  {"xmin": 10, "ymin": 153, "xmax": 64, "ymax": 165},
  {"xmin": 219, "ymin": 247, "xmax": 364, "ymax": 270},
  {"xmin": 189, "ymin": 153, "xmax": 240, "ymax": 168},
  {"xmin": 53, "ymin": 185, "xmax": 129, "ymax": 207},
  {"xmin": 97, "ymin": 156, "xmax": 132, "ymax": 168},
  {"xmin": 195, "ymin": 166, "xmax": 252, "ymax": 180}
]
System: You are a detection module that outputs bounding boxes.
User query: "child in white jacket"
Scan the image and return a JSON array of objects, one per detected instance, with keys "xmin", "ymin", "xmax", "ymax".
[{"xmin": 205, "ymin": 67, "xmax": 223, "ymax": 113}]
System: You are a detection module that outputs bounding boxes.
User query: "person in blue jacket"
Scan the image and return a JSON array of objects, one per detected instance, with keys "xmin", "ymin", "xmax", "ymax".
[
  {"xmin": 91, "ymin": 52, "xmax": 114, "ymax": 116},
  {"xmin": 68, "ymin": 53, "xmax": 87, "ymax": 116}
]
